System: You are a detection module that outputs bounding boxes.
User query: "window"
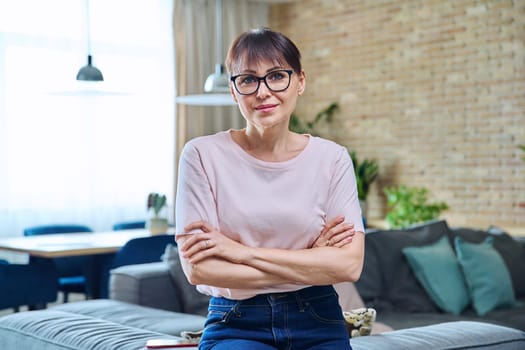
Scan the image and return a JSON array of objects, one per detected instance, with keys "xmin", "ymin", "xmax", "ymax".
[{"xmin": 0, "ymin": 0, "xmax": 174, "ymax": 237}]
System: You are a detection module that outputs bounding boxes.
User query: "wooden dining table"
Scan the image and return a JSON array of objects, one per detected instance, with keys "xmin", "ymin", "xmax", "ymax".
[
  {"xmin": 0, "ymin": 229, "xmax": 157, "ymax": 258},
  {"xmin": 0, "ymin": 229, "xmax": 175, "ymax": 299}
]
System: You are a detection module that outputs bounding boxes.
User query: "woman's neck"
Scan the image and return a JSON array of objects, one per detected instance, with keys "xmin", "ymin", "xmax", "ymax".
[{"xmin": 231, "ymin": 127, "xmax": 308, "ymax": 162}]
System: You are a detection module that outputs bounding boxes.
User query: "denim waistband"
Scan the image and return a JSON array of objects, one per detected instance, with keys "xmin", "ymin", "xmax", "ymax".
[{"xmin": 210, "ymin": 285, "xmax": 336, "ymax": 306}]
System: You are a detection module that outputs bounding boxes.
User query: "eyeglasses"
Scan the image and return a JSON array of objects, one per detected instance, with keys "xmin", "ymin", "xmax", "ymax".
[{"xmin": 230, "ymin": 69, "xmax": 293, "ymax": 95}]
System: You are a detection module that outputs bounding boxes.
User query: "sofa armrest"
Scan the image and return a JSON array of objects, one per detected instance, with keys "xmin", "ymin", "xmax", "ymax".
[{"xmin": 109, "ymin": 262, "xmax": 183, "ymax": 313}]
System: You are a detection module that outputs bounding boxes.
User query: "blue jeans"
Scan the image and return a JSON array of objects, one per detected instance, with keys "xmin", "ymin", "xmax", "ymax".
[{"xmin": 199, "ymin": 285, "xmax": 351, "ymax": 350}]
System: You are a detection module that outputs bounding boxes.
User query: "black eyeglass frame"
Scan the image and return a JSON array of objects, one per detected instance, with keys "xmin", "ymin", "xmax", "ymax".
[{"xmin": 230, "ymin": 69, "xmax": 294, "ymax": 95}]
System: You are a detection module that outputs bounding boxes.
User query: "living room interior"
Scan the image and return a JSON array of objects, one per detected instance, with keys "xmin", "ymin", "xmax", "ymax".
[{"xmin": 0, "ymin": 0, "xmax": 524, "ymax": 349}]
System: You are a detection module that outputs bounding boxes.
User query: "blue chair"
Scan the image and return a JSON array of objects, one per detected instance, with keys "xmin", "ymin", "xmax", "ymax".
[
  {"xmin": 98, "ymin": 234, "xmax": 175, "ymax": 298},
  {"xmin": 23, "ymin": 224, "xmax": 94, "ymax": 303},
  {"xmin": 112, "ymin": 221, "xmax": 146, "ymax": 231},
  {"xmin": 23, "ymin": 225, "xmax": 94, "ymax": 236},
  {"xmin": 0, "ymin": 259, "xmax": 58, "ymax": 312}
]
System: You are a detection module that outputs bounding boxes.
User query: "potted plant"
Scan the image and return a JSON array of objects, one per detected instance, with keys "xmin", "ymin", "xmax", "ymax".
[
  {"xmin": 146, "ymin": 192, "xmax": 168, "ymax": 235},
  {"xmin": 349, "ymin": 151, "xmax": 379, "ymax": 225},
  {"xmin": 383, "ymin": 185, "xmax": 448, "ymax": 229}
]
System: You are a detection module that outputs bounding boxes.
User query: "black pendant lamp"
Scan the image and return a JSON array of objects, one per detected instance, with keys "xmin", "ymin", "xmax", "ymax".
[{"xmin": 76, "ymin": 0, "xmax": 103, "ymax": 81}]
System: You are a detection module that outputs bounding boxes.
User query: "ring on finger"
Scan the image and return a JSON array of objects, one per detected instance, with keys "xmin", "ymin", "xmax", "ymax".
[{"xmin": 205, "ymin": 240, "xmax": 210, "ymax": 248}]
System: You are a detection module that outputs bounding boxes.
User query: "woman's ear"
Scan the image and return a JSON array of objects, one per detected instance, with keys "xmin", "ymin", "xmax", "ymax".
[
  {"xmin": 230, "ymin": 85, "xmax": 238, "ymax": 104},
  {"xmin": 297, "ymin": 70, "xmax": 306, "ymax": 96}
]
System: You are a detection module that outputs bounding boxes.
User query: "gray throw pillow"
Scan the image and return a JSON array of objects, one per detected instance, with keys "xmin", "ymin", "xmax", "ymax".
[{"xmin": 162, "ymin": 244, "xmax": 210, "ymax": 316}]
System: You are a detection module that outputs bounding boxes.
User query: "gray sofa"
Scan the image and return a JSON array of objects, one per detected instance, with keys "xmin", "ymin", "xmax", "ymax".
[
  {"xmin": 356, "ymin": 220, "xmax": 525, "ymax": 331},
  {"xmin": 0, "ymin": 240, "xmax": 524, "ymax": 349}
]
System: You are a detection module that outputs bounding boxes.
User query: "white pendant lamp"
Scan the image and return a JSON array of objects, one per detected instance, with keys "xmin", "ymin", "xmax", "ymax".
[
  {"xmin": 76, "ymin": 0, "xmax": 103, "ymax": 82},
  {"xmin": 176, "ymin": 0, "xmax": 235, "ymax": 106}
]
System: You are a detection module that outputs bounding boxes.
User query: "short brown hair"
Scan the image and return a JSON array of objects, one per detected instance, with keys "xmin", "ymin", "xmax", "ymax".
[{"xmin": 225, "ymin": 27, "xmax": 302, "ymax": 76}]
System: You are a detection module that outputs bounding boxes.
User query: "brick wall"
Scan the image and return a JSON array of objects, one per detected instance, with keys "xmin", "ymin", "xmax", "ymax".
[{"xmin": 270, "ymin": 0, "xmax": 525, "ymax": 230}]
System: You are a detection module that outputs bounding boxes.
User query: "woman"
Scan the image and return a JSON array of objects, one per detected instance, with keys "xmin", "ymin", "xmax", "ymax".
[{"xmin": 176, "ymin": 27, "xmax": 365, "ymax": 350}]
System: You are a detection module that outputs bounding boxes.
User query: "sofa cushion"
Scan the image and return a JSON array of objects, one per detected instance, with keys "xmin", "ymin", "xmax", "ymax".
[
  {"xmin": 350, "ymin": 321, "xmax": 525, "ymax": 350},
  {"xmin": 0, "ymin": 309, "xmax": 185, "ymax": 350},
  {"xmin": 162, "ymin": 244, "xmax": 210, "ymax": 316},
  {"xmin": 402, "ymin": 235, "xmax": 470, "ymax": 315},
  {"xmin": 52, "ymin": 299, "xmax": 206, "ymax": 336},
  {"xmin": 376, "ymin": 300, "xmax": 525, "ymax": 331},
  {"xmin": 356, "ymin": 220, "xmax": 450, "ymax": 313},
  {"xmin": 449, "ymin": 227, "xmax": 525, "ymax": 298},
  {"xmin": 455, "ymin": 236, "xmax": 519, "ymax": 316},
  {"xmin": 460, "ymin": 299, "xmax": 525, "ymax": 331}
]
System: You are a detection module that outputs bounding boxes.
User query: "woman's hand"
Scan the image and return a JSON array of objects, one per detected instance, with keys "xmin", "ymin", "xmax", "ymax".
[
  {"xmin": 312, "ymin": 216, "xmax": 355, "ymax": 248},
  {"xmin": 180, "ymin": 221, "xmax": 248, "ymax": 264}
]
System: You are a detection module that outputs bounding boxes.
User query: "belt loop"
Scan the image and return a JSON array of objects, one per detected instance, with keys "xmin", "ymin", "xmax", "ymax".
[
  {"xmin": 232, "ymin": 301, "xmax": 241, "ymax": 317},
  {"xmin": 294, "ymin": 291, "xmax": 306, "ymax": 312}
]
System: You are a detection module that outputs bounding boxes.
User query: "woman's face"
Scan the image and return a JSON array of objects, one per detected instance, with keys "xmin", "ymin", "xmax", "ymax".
[{"xmin": 230, "ymin": 59, "xmax": 305, "ymax": 131}]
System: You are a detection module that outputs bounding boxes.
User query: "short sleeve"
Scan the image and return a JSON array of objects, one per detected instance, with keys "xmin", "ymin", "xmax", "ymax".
[
  {"xmin": 325, "ymin": 146, "xmax": 364, "ymax": 233},
  {"xmin": 175, "ymin": 141, "xmax": 219, "ymax": 236}
]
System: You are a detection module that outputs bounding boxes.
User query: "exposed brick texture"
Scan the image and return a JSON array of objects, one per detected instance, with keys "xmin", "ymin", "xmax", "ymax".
[{"xmin": 270, "ymin": 0, "xmax": 525, "ymax": 230}]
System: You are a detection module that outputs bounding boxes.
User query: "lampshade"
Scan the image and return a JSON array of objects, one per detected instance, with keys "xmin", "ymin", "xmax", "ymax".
[
  {"xmin": 76, "ymin": 55, "xmax": 103, "ymax": 81},
  {"xmin": 204, "ymin": 64, "xmax": 229, "ymax": 93}
]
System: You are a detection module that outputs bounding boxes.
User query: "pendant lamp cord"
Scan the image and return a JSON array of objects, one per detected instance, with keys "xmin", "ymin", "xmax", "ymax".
[
  {"xmin": 85, "ymin": 0, "xmax": 92, "ymax": 56},
  {"xmin": 216, "ymin": 0, "xmax": 222, "ymax": 67}
]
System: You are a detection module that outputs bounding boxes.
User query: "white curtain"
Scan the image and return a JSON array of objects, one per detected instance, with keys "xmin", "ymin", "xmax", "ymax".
[
  {"xmin": 173, "ymin": 0, "xmax": 269, "ymax": 154},
  {"xmin": 0, "ymin": 0, "xmax": 175, "ymax": 238}
]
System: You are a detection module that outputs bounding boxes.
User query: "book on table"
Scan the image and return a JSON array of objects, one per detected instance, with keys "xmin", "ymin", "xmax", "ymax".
[{"xmin": 146, "ymin": 338, "xmax": 198, "ymax": 348}]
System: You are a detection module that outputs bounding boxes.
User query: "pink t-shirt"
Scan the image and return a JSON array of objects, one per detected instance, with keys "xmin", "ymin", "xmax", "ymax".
[{"xmin": 175, "ymin": 130, "xmax": 363, "ymax": 299}]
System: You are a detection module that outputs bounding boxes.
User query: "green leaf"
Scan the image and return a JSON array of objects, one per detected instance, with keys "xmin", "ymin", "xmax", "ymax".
[
  {"xmin": 147, "ymin": 192, "xmax": 167, "ymax": 217},
  {"xmin": 289, "ymin": 102, "xmax": 340, "ymax": 136},
  {"xmin": 383, "ymin": 185, "xmax": 448, "ymax": 229},
  {"xmin": 350, "ymin": 150, "xmax": 379, "ymax": 201}
]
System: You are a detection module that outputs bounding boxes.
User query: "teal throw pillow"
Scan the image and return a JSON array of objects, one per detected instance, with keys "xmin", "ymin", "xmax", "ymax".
[
  {"xmin": 402, "ymin": 236, "xmax": 470, "ymax": 315},
  {"xmin": 454, "ymin": 236, "xmax": 518, "ymax": 316}
]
